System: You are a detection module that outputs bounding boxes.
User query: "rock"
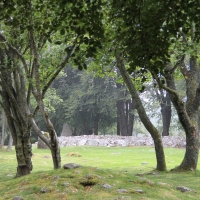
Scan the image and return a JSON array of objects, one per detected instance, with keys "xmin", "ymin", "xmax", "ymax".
[
  {"xmin": 61, "ymin": 123, "xmax": 72, "ymax": 137},
  {"xmin": 116, "ymin": 189, "xmax": 128, "ymax": 193},
  {"xmin": 141, "ymin": 162, "xmax": 148, "ymax": 165},
  {"xmin": 146, "ymin": 180, "xmax": 154, "ymax": 185},
  {"xmin": 135, "ymin": 173, "xmax": 143, "ymax": 177},
  {"xmin": 63, "ymin": 182, "xmax": 70, "ymax": 187},
  {"xmin": 176, "ymin": 186, "xmax": 192, "ymax": 192},
  {"xmin": 136, "ymin": 189, "xmax": 144, "ymax": 193},
  {"xmin": 37, "ymin": 132, "xmax": 49, "ymax": 149},
  {"xmin": 7, "ymin": 174, "xmax": 14, "ymax": 177},
  {"xmin": 41, "ymin": 188, "xmax": 47, "ymax": 193},
  {"xmin": 53, "ymin": 176, "xmax": 59, "ymax": 181},
  {"xmin": 63, "ymin": 163, "xmax": 81, "ymax": 169},
  {"xmin": 57, "ymin": 135, "xmax": 186, "ymax": 148},
  {"xmin": 12, "ymin": 196, "xmax": 24, "ymax": 200},
  {"xmin": 102, "ymin": 183, "xmax": 112, "ymax": 189},
  {"xmin": 114, "ymin": 196, "xmax": 131, "ymax": 200},
  {"xmin": 77, "ymin": 139, "xmax": 87, "ymax": 146},
  {"xmin": 158, "ymin": 182, "xmax": 171, "ymax": 187}
]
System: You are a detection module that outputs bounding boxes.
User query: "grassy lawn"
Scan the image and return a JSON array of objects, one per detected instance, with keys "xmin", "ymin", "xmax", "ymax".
[{"xmin": 0, "ymin": 145, "xmax": 200, "ymax": 199}]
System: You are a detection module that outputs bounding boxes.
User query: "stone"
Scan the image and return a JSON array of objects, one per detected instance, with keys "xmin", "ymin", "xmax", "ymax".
[
  {"xmin": 102, "ymin": 183, "xmax": 112, "ymax": 189},
  {"xmin": 141, "ymin": 162, "xmax": 148, "ymax": 165},
  {"xmin": 57, "ymin": 135, "xmax": 187, "ymax": 148},
  {"xmin": 12, "ymin": 196, "xmax": 24, "ymax": 200},
  {"xmin": 61, "ymin": 123, "xmax": 72, "ymax": 137},
  {"xmin": 77, "ymin": 139, "xmax": 87, "ymax": 146},
  {"xmin": 41, "ymin": 188, "xmax": 47, "ymax": 193},
  {"xmin": 176, "ymin": 186, "xmax": 192, "ymax": 192},
  {"xmin": 37, "ymin": 132, "xmax": 49, "ymax": 149},
  {"xmin": 158, "ymin": 182, "xmax": 171, "ymax": 187},
  {"xmin": 116, "ymin": 189, "xmax": 128, "ymax": 193},
  {"xmin": 63, "ymin": 182, "xmax": 70, "ymax": 187},
  {"xmin": 63, "ymin": 163, "xmax": 81, "ymax": 169},
  {"xmin": 136, "ymin": 190, "xmax": 144, "ymax": 193},
  {"xmin": 53, "ymin": 176, "xmax": 59, "ymax": 181}
]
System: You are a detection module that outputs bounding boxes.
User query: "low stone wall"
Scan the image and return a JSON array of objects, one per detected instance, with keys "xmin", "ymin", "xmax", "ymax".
[{"xmin": 58, "ymin": 135, "xmax": 186, "ymax": 148}]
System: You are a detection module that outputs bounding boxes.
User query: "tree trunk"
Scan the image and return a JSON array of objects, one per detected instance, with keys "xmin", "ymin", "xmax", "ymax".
[
  {"xmin": 1, "ymin": 111, "xmax": 6, "ymax": 148},
  {"xmin": 161, "ymin": 92, "xmax": 171, "ymax": 136},
  {"xmin": 127, "ymin": 99, "xmax": 134, "ymax": 136},
  {"xmin": 178, "ymin": 134, "xmax": 199, "ymax": 170},
  {"xmin": 7, "ymin": 132, "xmax": 13, "ymax": 150},
  {"xmin": 94, "ymin": 117, "xmax": 99, "ymax": 135},
  {"xmin": 117, "ymin": 99, "xmax": 128, "ymax": 136},
  {"xmin": 163, "ymin": 59, "xmax": 199, "ymax": 171},
  {"xmin": 0, "ymin": 49, "xmax": 33, "ymax": 176},
  {"xmin": 15, "ymin": 129, "xmax": 32, "ymax": 176},
  {"xmin": 116, "ymin": 54, "xmax": 166, "ymax": 171}
]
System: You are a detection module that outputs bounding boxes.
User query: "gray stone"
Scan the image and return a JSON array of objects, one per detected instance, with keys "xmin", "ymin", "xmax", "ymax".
[
  {"xmin": 176, "ymin": 186, "xmax": 192, "ymax": 192},
  {"xmin": 57, "ymin": 135, "xmax": 187, "ymax": 148},
  {"xmin": 141, "ymin": 162, "xmax": 148, "ymax": 165},
  {"xmin": 53, "ymin": 176, "xmax": 59, "ymax": 181},
  {"xmin": 116, "ymin": 189, "xmax": 128, "ymax": 193},
  {"xmin": 136, "ymin": 190, "xmax": 144, "ymax": 193},
  {"xmin": 63, "ymin": 182, "xmax": 70, "ymax": 187},
  {"xmin": 63, "ymin": 163, "xmax": 81, "ymax": 169},
  {"xmin": 61, "ymin": 123, "xmax": 72, "ymax": 137},
  {"xmin": 158, "ymin": 182, "xmax": 171, "ymax": 187},
  {"xmin": 41, "ymin": 188, "xmax": 47, "ymax": 193},
  {"xmin": 102, "ymin": 183, "xmax": 112, "ymax": 189},
  {"xmin": 37, "ymin": 132, "xmax": 49, "ymax": 149},
  {"xmin": 12, "ymin": 196, "xmax": 24, "ymax": 200},
  {"xmin": 77, "ymin": 139, "xmax": 87, "ymax": 146}
]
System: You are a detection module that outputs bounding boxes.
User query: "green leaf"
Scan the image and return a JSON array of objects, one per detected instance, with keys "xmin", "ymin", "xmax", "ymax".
[{"xmin": 60, "ymin": 29, "xmax": 65, "ymax": 35}]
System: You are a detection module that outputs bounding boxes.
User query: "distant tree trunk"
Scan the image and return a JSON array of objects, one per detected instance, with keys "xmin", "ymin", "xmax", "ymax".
[
  {"xmin": 117, "ymin": 99, "xmax": 128, "ymax": 136},
  {"xmin": 93, "ymin": 117, "xmax": 99, "ymax": 135},
  {"xmin": 1, "ymin": 111, "xmax": 6, "ymax": 148},
  {"xmin": 7, "ymin": 132, "xmax": 13, "ymax": 150},
  {"xmin": 161, "ymin": 93, "xmax": 171, "ymax": 136},
  {"xmin": 155, "ymin": 90, "xmax": 171, "ymax": 136},
  {"xmin": 126, "ymin": 99, "xmax": 134, "ymax": 136},
  {"xmin": 116, "ymin": 76, "xmax": 135, "ymax": 136},
  {"xmin": 116, "ymin": 54, "xmax": 166, "ymax": 171}
]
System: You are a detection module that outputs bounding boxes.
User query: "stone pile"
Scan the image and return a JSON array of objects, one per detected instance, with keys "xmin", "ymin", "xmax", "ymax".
[{"xmin": 58, "ymin": 135, "xmax": 186, "ymax": 148}]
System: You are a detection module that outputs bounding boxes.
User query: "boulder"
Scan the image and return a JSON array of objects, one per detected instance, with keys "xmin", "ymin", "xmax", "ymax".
[{"xmin": 61, "ymin": 123, "xmax": 72, "ymax": 137}]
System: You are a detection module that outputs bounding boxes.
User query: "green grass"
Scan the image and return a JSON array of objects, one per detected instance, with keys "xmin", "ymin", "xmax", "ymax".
[{"xmin": 0, "ymin": 145, "xmax": 200, "ymax": 199}]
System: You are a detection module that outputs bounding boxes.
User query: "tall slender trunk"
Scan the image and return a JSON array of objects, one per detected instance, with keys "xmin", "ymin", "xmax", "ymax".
[
  {"xmin": 1, "ymin": 111, "xmax": 6, "ymax": 148},
  {"xmin": 156, "ymin": 90, "xmax": 171, "ymax": 136},
  {"xmin": 7, "ymin": 132, "xmax": 13, "ymax": 150},
  {"xmin": 116, "ymin": 54, "xmax": 166, "ymax": 171},
  {"xmin": 94, "ymin": 117, "xmax": 99, "ymax": 135}
]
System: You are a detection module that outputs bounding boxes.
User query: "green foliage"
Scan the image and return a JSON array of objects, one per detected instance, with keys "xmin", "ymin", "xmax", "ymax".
[{"xmin": 54, "ymin": 67, "xmax": 118, "ymax": 135}]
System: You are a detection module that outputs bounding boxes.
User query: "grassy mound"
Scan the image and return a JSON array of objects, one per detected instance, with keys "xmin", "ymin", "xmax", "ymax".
[{"xmin": 0, "ymin": 146, "xmax": 199, "ymax": 199}]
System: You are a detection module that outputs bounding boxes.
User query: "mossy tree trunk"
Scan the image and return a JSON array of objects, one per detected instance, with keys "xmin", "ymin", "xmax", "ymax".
[
  {"xmin": 116, "ymin": 54, "xmax": 166, "ymax": 171},
  {"xmin": 0, "ymin": 49, "xmax": 33, "ymax": 176},
  {"xmin": 160, "ymin": 57, "xmax": 200, "ymax": 171}
]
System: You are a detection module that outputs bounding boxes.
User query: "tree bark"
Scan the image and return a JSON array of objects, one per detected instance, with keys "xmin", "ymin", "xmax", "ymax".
[
  {"xmin": 94, "ymin": 117, "xmax": 99, "ymax": 135},
  {"xmin": 0, "ymin": 48, "xmax": 33, "ymax": 176},
  {"xmin": 156, "ymin": 90, "xmax": 171, "ymax": 136},
  {"xmin": 162, "ymin": 59, "xmax": 199, "ymax": 170},
  {"xmin": 116, "ymin": 78, "xmax": 134, "ymax": 136},
  {"xmin": 0, "ymin": 111, "xmax": 6, "ymax": 148},
  {"xmin": 7, "ymin": 132, "xmax": 13, "ymax": 150},
  {"xmin": 116, "ymin": 54, "xmax": 166, "ymax": 171}
]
